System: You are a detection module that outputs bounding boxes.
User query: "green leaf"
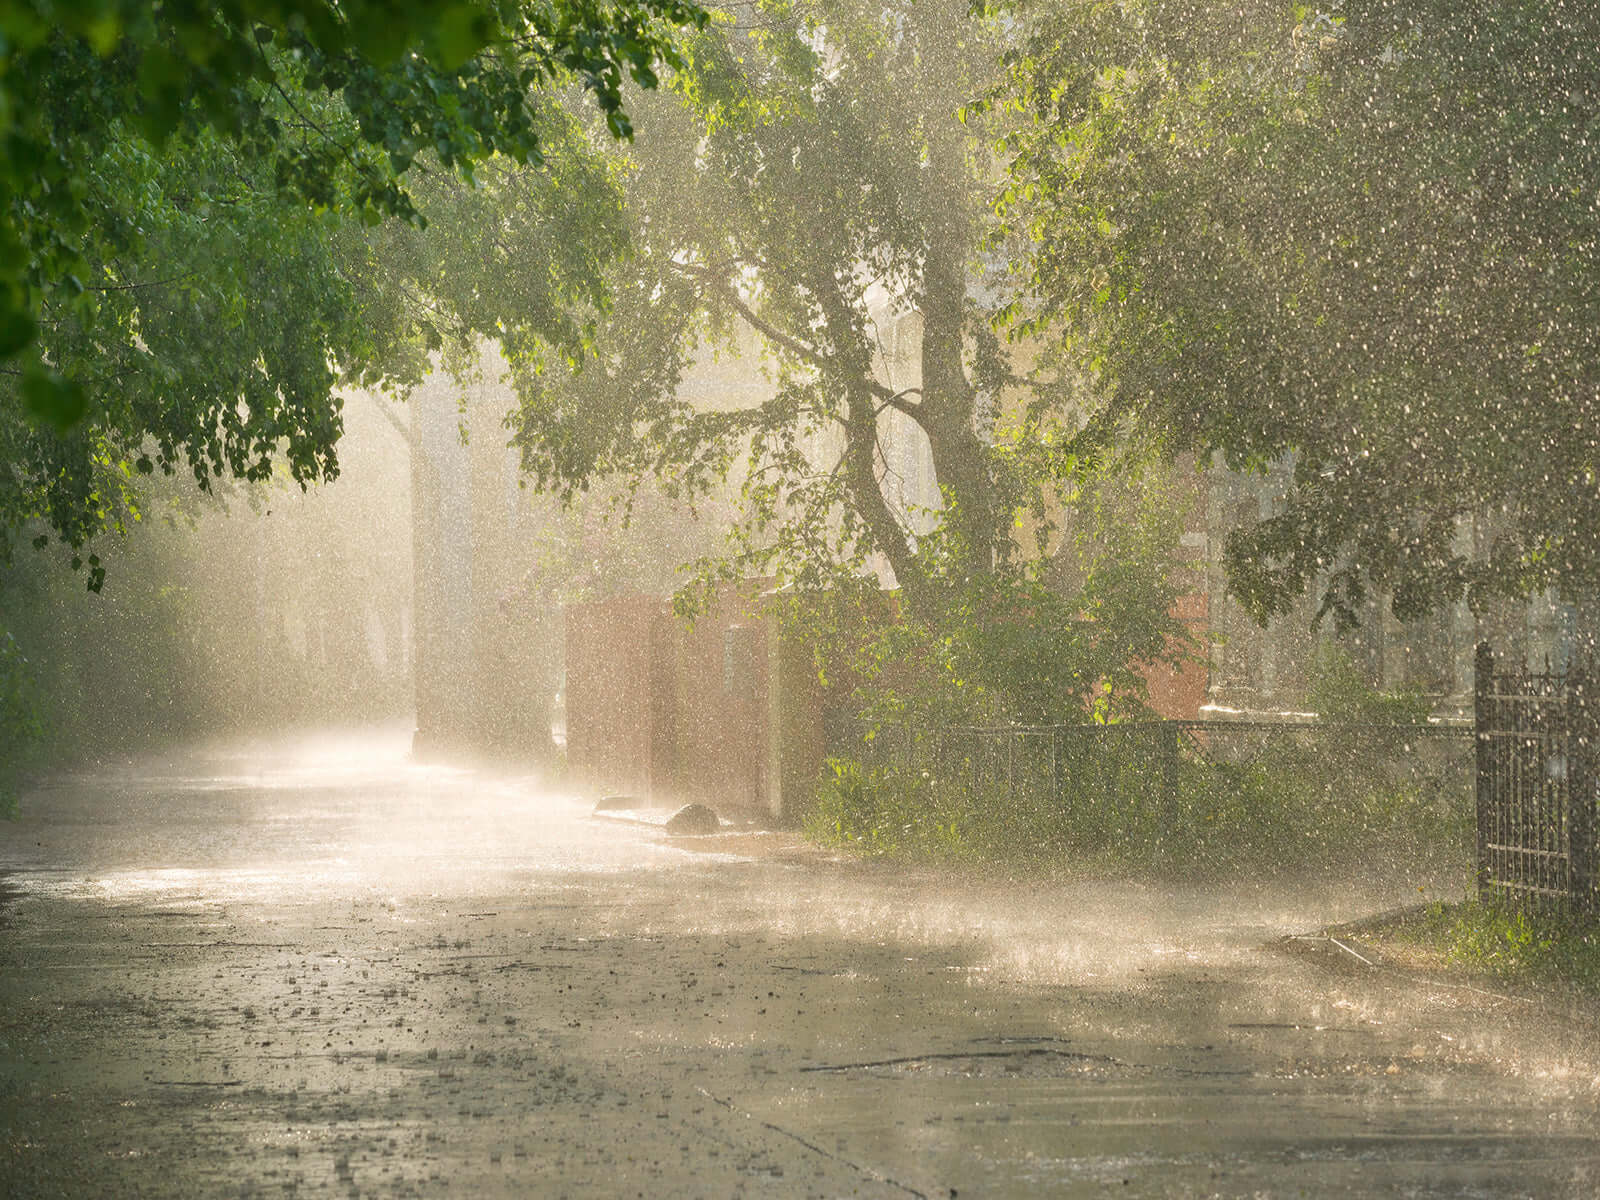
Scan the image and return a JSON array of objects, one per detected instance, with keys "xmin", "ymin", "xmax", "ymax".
[
  {"xmin": 0, "ymin": 309, "xmax": 37, "ymax": 358},
  {"xmin": 431, "ymin": 4, "xmax": 497, "ymax": 71},
  {"xmin": 84, "ymin": 13, "xmax": 122, "ymax": 55},
  {"xmin": 20, "ymin": 367, "xmax": 88, "ymax": 433}
]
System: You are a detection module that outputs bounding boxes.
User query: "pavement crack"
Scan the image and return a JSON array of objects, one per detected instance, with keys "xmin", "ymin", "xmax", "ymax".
[
  {"xmin": 969, "ymin": 1035, "xmax": 1076, "ymax": 1047},
  {"xmin": 695, "ymin": 1086, "xmax": 930, "ymax": 1199},
  {"xmin": 143, "ymin": 941, "xmax": 297, "ymax": 949},
  {"xmin": 802, "ymin": 1047, "xmax": 1120, "ymax": 1073}
]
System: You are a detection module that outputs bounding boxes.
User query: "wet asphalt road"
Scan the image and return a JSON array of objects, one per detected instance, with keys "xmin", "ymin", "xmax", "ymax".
[{"xmin": 2, "ymin": 726, "xmax": 1599, "ymax": 1198}]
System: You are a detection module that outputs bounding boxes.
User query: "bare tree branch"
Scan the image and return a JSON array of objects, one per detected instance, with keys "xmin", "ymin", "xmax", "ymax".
[
  {"xmin": 669, "ymin": 259, "xmax": 924, "ymax": 419},
  {"xmin": 84, "ymin": 273, "xmax": 198, "ymax": 293}
]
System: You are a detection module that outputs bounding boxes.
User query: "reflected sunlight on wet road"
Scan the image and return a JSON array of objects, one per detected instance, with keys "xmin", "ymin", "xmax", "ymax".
[{"xmin": 2, "ymin": 726, "xmax": 1598, "ymax": 1197}]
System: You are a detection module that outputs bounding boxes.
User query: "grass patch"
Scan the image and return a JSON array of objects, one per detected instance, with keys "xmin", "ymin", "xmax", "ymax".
[{"xmin": 1380, "ymin": 898, "xmax": 1600, "ymax": 993}]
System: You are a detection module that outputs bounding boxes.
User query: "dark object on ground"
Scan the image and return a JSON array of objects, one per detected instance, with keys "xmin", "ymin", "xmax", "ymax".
[
  {"xmin": 664, "ymin": 804, "xmax": 721, "ymax": 835},
  {"xmin": 594, "ymin": 795, "xmax": 642, "ymax": 812}
]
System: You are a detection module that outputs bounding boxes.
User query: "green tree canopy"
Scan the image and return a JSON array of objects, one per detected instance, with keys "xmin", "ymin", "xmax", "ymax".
[
  {"xmin": 495, "ymin": 0, "xmax": 1191, "ymax": 720},
  {"xmin": 997, "ymin": 0, "xmax": 1600, "ymax": 629},
  {"xmin": 509, "ymin": 0, "xmax": 1015, "ymax": 611},
  {"xmin": 0, "ymin": 0, "xmax": 704, "ymax": 579}
]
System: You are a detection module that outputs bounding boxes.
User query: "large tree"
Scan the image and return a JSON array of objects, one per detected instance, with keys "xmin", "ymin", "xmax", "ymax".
[
  {"xmin": 997, "ymin": 0, "xmax": 1600, "ymax": 630},
  {"xmin": 511, "ymin": 0, "xmax": 1013, "ymax": 611},
  {"xmin": 0, "ymin": 0, "xmax": 704, "ymax": 578},
  {"xmin": 499, "ymin": 0, "xmax": 1190, "ymax": 721}
]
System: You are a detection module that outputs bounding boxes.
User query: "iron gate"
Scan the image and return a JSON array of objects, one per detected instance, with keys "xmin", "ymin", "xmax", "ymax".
[{"xmin": 1474, "ymin": 642, "xmax": 1598, "ymax": 911}]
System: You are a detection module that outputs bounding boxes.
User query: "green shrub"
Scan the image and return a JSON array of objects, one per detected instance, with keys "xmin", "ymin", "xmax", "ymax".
[
  {"xmin": 813, "ymin": 723, "xmax": 1471, "ymax": 879},
  {"xmin": 804, "ymin": 757, "xmax": 958, "ymax": 860}
]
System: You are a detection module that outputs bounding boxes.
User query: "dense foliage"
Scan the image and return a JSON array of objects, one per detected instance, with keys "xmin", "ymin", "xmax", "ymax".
[
  {"xmin": 996, "ymin": 0, "xmax": 1600, "ymax": 628},
  {"xmin": 820, "ymin": 457, "xmax": 1196, "ymax": 726},
  {"xmin": 0, "ymin": 0, "xmax": 703, "ymax": 578},
  {"xmin": 0, "ymin": 627, "xmax": 41, "ymax": 811},
  {"xmin": 1381, "ymin": 899, "xmax": 1600, "ymax": 994},
  {"xmin": 497, "ymin": 0, "xmax": 1191, "ymax": 721},
  {"xmin": 807, "ymin": 720, "xmax": 1469, "ymax": 877},
  {"xmin": 510, "ymin": 0, "xmax": 1023, "ymax": 602}
]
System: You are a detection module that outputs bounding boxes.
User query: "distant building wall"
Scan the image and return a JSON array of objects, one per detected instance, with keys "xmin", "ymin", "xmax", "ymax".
[
  {"xmin": 669, "ymin": 586, "xmax": 773, "ymax": 814},
  {"xmin": 564, "ymin": 595, "xmax": 674, "ymax": 798},
  {"xmin": 564, "ymin": 585, "xmax": 842, "ymax": 820},
  {"xmin": 1144, "ymin": 466, "xmax": 1211, "ymax": 721},
  {"xmin": 1142, "ymin": 600, "xmax": 1209, "ymax": 722},
  {"xmin": 1195, "ymin": 465, "xmax": 1590, "ymax": 718}
]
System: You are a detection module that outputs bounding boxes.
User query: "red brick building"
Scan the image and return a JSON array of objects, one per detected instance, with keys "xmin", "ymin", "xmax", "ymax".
[{"xmin": 565, "ymin": 586, "xmax": 835, "ymax": 819}]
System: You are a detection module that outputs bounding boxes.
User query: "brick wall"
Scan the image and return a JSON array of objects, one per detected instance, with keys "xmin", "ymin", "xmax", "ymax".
[{"xmin": 564, "ymin": 595, "xmax": 674, "ymax": 798}]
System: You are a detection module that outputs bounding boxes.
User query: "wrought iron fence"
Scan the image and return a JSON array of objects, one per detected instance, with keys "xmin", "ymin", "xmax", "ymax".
[
  {"xmin": 824, "ymin": 714, "xmax": 1473, "ymax": 869},
  {"xmin": 1474, "ymin": 643, "xmax": 1598, "ymax": 912}
]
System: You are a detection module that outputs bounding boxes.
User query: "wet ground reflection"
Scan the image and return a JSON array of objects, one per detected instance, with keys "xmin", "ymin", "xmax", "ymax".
[{"xmin": 1, "ymin": 726, "xmax": 1597, "ymax": 1197}]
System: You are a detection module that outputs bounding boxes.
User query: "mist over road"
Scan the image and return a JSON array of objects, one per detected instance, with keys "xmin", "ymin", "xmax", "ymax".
[{"xmin": 2, "ymin": 728, "xmax": 1597, "ymax": 1197}]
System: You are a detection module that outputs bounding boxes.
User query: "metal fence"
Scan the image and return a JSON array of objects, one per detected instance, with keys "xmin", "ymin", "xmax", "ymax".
[
  {"xmin": 1474, "ymin": 642, "xmax": 1598, "ymax": 912},
  {"xmin": 828, "ymin": 714, "xmax": 1473, "ymax": 867},
  {"xmin": 850, "ymin": 719, "xmax": 1182, "ymax": 810}
]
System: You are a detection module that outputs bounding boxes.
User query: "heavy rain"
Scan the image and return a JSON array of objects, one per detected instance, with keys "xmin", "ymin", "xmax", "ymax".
[{"xmin": 3, "ymin": 1, "xmax": 1600, "ymax": 1196}]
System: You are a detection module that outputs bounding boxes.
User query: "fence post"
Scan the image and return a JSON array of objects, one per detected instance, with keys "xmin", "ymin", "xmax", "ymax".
[
  {"xmin": 1474, "ymin": 641, "xmax": 1494, "ymax": 902},
  {"xmin": 1570, "ymin": 662, "xmax": 1596, "ymax": 913}
]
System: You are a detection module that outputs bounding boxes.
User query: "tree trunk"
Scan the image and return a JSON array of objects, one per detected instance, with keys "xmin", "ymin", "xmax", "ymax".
[
  {"xmin": 809, "ymin": 272, "xmax": 930, "ymax": 607},
  {"xmin": 916, "ymin": 235, "xmax": 999, "ymax": 579}
]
